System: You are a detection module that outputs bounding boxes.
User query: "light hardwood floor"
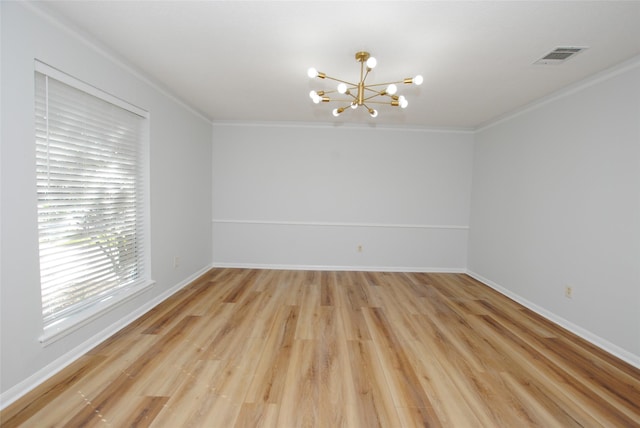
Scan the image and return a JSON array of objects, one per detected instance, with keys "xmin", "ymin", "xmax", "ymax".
[{"xmin": 2, "ymin": 269, "xmax": 639, "ymax": 427}]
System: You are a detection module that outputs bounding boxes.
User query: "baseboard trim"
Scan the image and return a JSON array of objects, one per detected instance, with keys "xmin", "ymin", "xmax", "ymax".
[
  {"xmin": 212, "ymin": 219, "xmax": 469, "ymax": 230},
  {"xmin": 466, "ymin": 270, "xmax": 640, "ymax": 369},
  {"xmin": 212, "ymin": 262, "xmax": 466, "ymax": 273},
  {"xmin": 0, "ymin": 264, "xmax": 215, "ymax": 411}
]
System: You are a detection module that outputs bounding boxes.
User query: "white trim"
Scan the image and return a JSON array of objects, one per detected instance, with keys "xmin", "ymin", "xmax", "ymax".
[
  {"xmin": 35, "ymin": 61, "xmax": 148, "ymax": 118},
  {"xmin": 466, "ymin": 270, "xmax": 640, "ymax": 370},
  {"xmin": 212, "ymin": 219, "xmax": 469, "ymax": 230},
  {"xmin": 476, "ymin": 54, "xmax": 640, "ymax": 132},
  {"xmin": 0, "ymin": 264, "xmax": 214, "ymax": 411},
  {"xmin": 39, "ymin": 280, "xmax": 155, "ymax": 346},
  {"xmin": 212, "ymin": 119, "xmax": 475, "ymax": 134},
  {"xmin": 212, "ymin": 262, "xmax": 465, "ymax": 274}
]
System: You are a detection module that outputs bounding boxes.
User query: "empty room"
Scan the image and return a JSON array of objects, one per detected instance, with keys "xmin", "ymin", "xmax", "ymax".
[{"xmin": 1, "ymin": 1, "xmax": 639, "ymax": 426}]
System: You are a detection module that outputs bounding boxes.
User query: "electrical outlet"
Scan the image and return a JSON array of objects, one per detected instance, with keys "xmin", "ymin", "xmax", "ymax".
[
  {"xmin": 357, "ymin": 244, "xmax": 363, "ymax": 253},
  {"xmin": 173, "ymin": 256, "xmax": 180, "ymax": 269},
  {"xmin": 564, "ymin": 285, "xmax": 573, "ymax": 298}
]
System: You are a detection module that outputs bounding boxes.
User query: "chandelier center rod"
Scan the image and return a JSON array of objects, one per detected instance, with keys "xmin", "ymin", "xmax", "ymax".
[{"xmin": 356, "ymin": 51, "xmax": 371, "ymax": 106}]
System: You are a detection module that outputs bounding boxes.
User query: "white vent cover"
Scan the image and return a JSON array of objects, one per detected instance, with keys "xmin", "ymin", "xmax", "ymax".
[{"xmin": 534, "ymin": 47, "xmax": 588, "ymax": 65}]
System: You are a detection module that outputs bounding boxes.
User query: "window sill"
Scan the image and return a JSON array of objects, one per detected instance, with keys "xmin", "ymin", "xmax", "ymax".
[{"xmin": 39, "ymin": 279, "xmax": 155, "ymax": 347}]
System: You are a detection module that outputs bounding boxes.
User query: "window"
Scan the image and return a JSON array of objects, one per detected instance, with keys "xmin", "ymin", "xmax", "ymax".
[{"xmin": 35, "ymin": 62, "xmax": 151, "ymax": 342}]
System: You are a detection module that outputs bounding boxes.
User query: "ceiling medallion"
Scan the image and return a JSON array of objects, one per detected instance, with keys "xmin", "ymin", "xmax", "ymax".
[{"xmin": 307, "ymin": 51, "xmax": 423, "ymax": 118}]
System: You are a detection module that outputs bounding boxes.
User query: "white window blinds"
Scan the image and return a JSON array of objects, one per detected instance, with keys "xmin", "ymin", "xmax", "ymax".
[{"xmin": 35, "ymin": 63, "xmax": 150, "ymax": 332}]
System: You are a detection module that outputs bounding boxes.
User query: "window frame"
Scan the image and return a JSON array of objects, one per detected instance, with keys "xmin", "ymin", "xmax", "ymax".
[{"xmin": 34, "ymin": 61, "xmax": 153, "ymax": 345}]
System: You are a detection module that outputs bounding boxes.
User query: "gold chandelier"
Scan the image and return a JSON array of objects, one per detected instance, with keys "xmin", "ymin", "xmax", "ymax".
[{"xmin": 307, "ymin": 51, "xmax": 423, "ymax": 118}]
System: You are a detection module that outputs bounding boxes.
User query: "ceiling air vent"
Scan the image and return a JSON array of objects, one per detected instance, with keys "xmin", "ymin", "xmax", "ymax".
[{"xmin": 534, "ymin": 47, "xmax": 588, "ymax": 65}]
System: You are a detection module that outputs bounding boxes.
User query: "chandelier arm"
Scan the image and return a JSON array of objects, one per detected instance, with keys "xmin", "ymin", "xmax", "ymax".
[
  {"xmin": 362, "ymin": 93, "xmax": 390, "ymax": 102},
  {"xmin": 362, "ymin": 68, "xmax": 372, "ymax": 84},
  {"xmin": 322, "ymin": 98, "xmax": 358, "ymax": 103},
  {"xmin": 361, "ymin": 87, "xmax": 396, "ymax": 97},
  {"xmin": 340, "ymin": 87, "xmax": 359, "ymax": 95},
  {"xmin": 362, "ymin": 100, "xmax": 398, "ymax": 105},
  {"xmin": 321, "ymin": 75, "xmax": 358, "ymax": 86},
  {"xmin": 362, "ymin": 80, "xmax": 406, "ymax": 88},
  {"xmin": 360, "ymin": 102, "xmax": 378, "ymax": 117},
  {"xmin": 317, "ymin": 91, "xmax": 358, "ymax": 103}
]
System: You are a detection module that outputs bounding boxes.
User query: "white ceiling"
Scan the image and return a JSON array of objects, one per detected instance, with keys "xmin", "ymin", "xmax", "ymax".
[{"xmin": 36, "ymin": 1, "xmax": 640, "ymax": 129}]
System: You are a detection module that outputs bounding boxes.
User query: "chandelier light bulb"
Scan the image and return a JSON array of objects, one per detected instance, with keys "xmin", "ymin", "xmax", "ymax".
[
  {"xmin": 369, "ymin": 108, "xmax": 378, "ymax": 118},
  {"xmin": 366, "ymin": 57, "xmax": 377, "ymax": 69},
  {"xmin": 386, "ymin": 84, "xmax": 397, "ymax": 95},
  {"xmin": 399, "ymin": 96, "xmax": 408, "ymax": 108},
  {"xmin": 414, "ymin": 75, "xmax": 424, "ymax": 85},
  {"xmin": 309, "ymin": 91, "xmax": 321, "ymax": 104},
  {"xmin": 351, "ymin": 102, "xmax": 358, "ymax": 109},
  {"xmin": 307, "ymin": 67, "xmax": 318, "ymax": 78},
  {"xmin": 337, "ymin": 83, "xmax": 347, "ymax": 94},
  {"xmin": 332, "ymin": 108, "xmax": 341, "ymax": 117}
]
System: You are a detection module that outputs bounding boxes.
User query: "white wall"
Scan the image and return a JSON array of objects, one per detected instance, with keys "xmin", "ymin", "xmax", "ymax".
[
  {"xmin": 468, "ymin": 58, "xmax": 640, "ymax": 365},
  {"xmin": 0, "ymin": 2, "xmax": 212, "ymax": 405},
  {"xmin": 3, "ymin": 1, "xmax": 638, "ymax": 410},
  {"xmin": 212, "ymin": 123, "xmax": 474, "ymax": 271}
]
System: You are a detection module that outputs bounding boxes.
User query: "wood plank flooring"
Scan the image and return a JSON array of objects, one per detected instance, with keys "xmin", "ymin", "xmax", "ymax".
[{"xmin": 2, "ymin": 268, "xmax": 640, "ymax": 427}]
